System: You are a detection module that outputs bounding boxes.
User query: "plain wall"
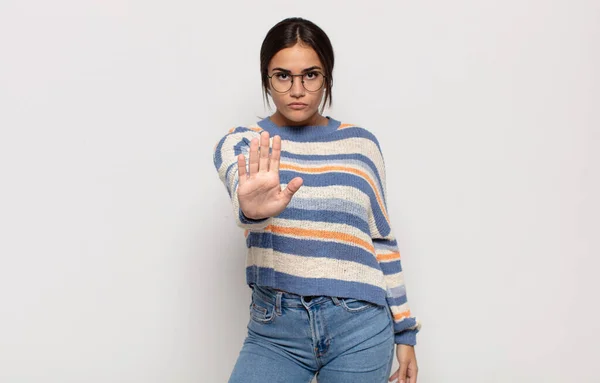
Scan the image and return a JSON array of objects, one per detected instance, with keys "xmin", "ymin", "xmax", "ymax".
[{"xmin": 1, "ymin": 0, "xmax": 598, "ymax": 382}]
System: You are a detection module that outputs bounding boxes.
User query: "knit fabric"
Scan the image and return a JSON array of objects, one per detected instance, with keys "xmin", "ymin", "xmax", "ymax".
[{"xmin": 213, "ymin": 116, "xmax": 421, "ymax": 345}]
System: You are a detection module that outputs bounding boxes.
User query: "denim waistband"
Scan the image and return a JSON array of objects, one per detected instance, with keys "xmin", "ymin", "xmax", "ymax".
[{"xmin": 251, "ymin": 284, "xmax": 341, "ymax": 308}]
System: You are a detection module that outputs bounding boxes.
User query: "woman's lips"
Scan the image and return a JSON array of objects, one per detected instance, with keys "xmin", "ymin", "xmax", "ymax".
[{"xmin": 288, "ymin": 103, "xmax": 308, "ymax": 110}]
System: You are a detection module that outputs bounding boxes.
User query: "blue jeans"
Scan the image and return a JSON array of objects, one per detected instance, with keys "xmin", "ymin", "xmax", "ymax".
[{"xmin": 229, "ymin": 284, "xmax": 395, "ymax": 383}]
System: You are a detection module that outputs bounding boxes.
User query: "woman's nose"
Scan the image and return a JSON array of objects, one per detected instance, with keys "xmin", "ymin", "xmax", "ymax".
[{"xmin": 290, "ymin": 78, "xmax": 305, "ymax": 96}]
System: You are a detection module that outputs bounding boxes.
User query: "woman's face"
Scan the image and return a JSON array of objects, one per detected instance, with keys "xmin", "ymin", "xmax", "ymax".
[{"xmin": 267, "ymin": 43, "xmax": 327, "ymax": 127}]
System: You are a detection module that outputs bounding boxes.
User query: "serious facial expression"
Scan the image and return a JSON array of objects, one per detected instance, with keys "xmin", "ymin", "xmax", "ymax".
[{"xmin": 267, "ymin": 43, "xmax": 327, "ymax": 127}]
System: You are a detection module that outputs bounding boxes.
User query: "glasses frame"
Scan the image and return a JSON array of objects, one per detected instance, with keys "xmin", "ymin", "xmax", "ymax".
[{"xmin": 266, "ymin": 71, "xmax": 327, "ymax": 93}]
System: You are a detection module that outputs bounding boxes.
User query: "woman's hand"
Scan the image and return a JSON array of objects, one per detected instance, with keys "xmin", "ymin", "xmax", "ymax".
[
  {"xmin": 237, "ymin": 131, "xmax": 303, "ymax": 220},
  {"xmin": 389, "ymin": 344, "xmax": 418, "ymax": 383}
]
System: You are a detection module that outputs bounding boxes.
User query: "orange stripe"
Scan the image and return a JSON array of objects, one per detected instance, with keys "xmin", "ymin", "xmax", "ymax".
[
  {"xmin": 228, "ymin": 126, "xmax": 235, "ymax": 133},
  {"xmin": 250, "ymin": 127, "xmax": 262, "ymax": 132},
  {"xmin": 376, "ymin": 252, "xmax": 400, "ymax": 261},
  {"xmin": 338, "ymin": 123, "xmax": 355, "ymax": 129},
  {"xmin": 279, "ymin": 163, "xmax": 390, "ymax": 223},
  {"xmin": 270, "ymin": 226, "xmax": 375, "ymax": 253},
  {"xmin": 393, "ymin": 310, "xmax": 411, "ymax": 321}
]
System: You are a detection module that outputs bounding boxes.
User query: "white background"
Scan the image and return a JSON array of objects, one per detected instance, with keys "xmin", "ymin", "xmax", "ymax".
[{"xmin": 1, "ymin": 1, "xmax": 598, "ymax": 382}]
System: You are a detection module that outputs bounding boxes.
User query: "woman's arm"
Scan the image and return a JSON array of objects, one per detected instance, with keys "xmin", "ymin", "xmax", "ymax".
[{"xmin": 369, "ymin": 134, "xmax": 422, "ymax": 346}]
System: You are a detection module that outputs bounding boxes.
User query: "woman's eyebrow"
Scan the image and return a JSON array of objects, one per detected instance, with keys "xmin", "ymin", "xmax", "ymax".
[{"xmin": 271, "ymin": 66, "xmax": 323, "ymax": 73}]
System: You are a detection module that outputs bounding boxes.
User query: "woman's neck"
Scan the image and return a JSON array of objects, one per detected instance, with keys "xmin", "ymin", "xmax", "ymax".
[{"xmin": 270, "ymin": 111, "xmax": 328, "ymax": 127}]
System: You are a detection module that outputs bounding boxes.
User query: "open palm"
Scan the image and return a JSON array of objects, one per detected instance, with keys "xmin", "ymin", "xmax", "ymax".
[{"xmin": 237, "ymin": 131, "xmax": 303, "ymax": 220}]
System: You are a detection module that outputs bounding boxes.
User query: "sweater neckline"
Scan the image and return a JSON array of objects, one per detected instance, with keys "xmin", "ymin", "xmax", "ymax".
[{"xmin": 257, "ymin": 115, "xmax": 341, "ymax": 139}]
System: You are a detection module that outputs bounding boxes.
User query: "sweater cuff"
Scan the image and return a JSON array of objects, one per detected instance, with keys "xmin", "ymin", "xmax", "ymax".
[
  {"xmin": 394, "ymin": 329, "xmax": 419, "ymax": 346},
  {"xmin": 239, "ymin": 209, "xmax": 271, "ymax": 224}
]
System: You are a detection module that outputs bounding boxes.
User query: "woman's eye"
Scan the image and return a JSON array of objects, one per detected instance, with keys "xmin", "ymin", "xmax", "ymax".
[
  {"xmin": 275, "ymin": 73, "xmax": 289, "ymax": 80},
  {"xmin": 305, "ymin": 72, "xmax": 319, "ymax": 80}
]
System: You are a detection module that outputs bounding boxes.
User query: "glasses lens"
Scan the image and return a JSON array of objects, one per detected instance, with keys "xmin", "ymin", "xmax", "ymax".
[
  {"xmin": 302, "ymin": 72, "xmax": 325, "ymax": 92},
  {"xmin": 270, "ymin": 73, "xmax": 292, "ymax": 93}
]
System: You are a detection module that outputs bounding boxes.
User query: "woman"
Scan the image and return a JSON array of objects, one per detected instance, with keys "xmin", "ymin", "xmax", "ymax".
[{"xmin": 213, "ymin": 17, "xmax": 421, "ymax": 383}]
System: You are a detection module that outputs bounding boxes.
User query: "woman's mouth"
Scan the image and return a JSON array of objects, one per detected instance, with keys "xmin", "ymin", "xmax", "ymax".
[{"xmin": 288, "ymin": 103, "xmax": 308, "ymax": 110}]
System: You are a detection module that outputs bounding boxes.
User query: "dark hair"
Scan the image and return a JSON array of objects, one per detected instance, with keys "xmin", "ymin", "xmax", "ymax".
[{"xmin": 260, "ymin": 17, "xmax": 334, "ymax": 113}]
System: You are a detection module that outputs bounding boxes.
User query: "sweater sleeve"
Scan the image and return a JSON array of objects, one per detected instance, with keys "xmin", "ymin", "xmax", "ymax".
[
  {"xmin": 213, "ymin": 127, "xmax": 273, "ymax": 230},
  {"xmin": 369, "ymin": 136, "xmax": 422, "ymax": 346}
]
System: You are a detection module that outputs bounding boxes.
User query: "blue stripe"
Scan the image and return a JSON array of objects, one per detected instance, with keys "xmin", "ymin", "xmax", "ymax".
[
  {"xmin": 246, "ymin": 266, "xmax": 388, "ymax": 306},
  {"xmin": 380, "ymin": 260, "xmax": 402, "ymax": 275},
  {"xmin": 213, "ymin": 140, "xmax": 224, "ymax": 169},
  {"xmin": 258, "ymin": 124, "xmax": 380, "ymax": 145},
  {"xmin": 233, "ymin": 138, "xmax": 249, "ymax": 154},
  {"xmin": 388, "ymin": 285, "xmax": 407, "ymax": 298},
  {"xmin": 387, "ymin": 294, "xmax": 408, "ymax": 307},
  {"xmin": 372, "ymin": 238, "xmax": 398, "ymax": 249},
  {"xmin": 288, "ymin": 197, "xmax": 368, "ymax": 219},
  {"xmin": 245, "ymin": 232, "xmax": 273, "ymax": 249},
  {"xmin": 213, "ymin": 128, "xmax": 250, "ymax": 169}
]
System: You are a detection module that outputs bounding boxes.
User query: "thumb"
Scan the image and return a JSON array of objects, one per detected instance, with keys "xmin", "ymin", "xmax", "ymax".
[{"xmin": 281, "ymin": 177, "xmax": 303, "ymax": 201}]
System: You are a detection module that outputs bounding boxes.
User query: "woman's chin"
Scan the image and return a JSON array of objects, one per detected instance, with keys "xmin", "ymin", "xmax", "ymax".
[{"xmin": 279, "ymin": 110, "xmax": 318, "ymax": 125}]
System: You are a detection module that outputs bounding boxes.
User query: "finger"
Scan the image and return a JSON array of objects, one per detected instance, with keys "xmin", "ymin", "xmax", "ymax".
[
  {"xmin": 259, "ymin": 131, "xmax": 270, "ymax": 172},
  {"xmin": 270, "ymin": 135, "xmax": 281, "ymax": 174},
  {"xmin": 398, "ymin": 362, "xmax": 408, "ymax": 383},
  {"xmin": 281, "ymin": 177, "xmax": 303, "ymax": 201},
  {"xmin": 237, "ymin": 154, "xmax": 247, "ymax": 185},
  {"xmin": 408, "ymin": 363, "xmax": 418, "ymax": 383},
  {"xmin": 388, "ymin": 367, "xmax": 399, "ymax": 382},
  {"xmin": 248, "ymin": 137, "xmax": 259, "ymax": 176}
]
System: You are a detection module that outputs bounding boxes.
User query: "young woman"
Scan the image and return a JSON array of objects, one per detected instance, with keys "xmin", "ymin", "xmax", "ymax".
[{"xmin": 213, "ymin": 17, "xmax": 421, "ymax": 383}]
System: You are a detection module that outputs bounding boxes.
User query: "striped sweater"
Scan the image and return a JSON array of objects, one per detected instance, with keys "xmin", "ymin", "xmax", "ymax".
[{"xmin": 213, "ymin": 116, "xmax": 421, "ymax": 345}]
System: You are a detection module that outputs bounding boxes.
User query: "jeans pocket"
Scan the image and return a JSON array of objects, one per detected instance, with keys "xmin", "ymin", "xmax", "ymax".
[
  {"xmin": 249, "ymin": 292, "xmax": 276, "ymax": 324},
  {"xmin": 339, "ymin": 297, "xmax": 377, "ymax": 313}
]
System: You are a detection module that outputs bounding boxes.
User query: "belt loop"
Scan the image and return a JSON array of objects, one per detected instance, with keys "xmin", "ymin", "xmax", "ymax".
[
  {"xmin": 276, "ymin": 291, "xmax": 282, "ymax": 315},
  {"xmin": 331, "ymin": 296, "xmax": 340, "ymax": 306}
]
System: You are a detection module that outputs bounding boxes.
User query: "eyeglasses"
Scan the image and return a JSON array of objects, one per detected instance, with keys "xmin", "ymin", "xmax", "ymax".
[{"xmin": 266, "ymin": 71, "xmax": 326, "ymax": 93}]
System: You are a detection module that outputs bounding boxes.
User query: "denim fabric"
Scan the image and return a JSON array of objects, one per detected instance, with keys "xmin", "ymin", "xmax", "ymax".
[{"xmin": 229, "ymin": 284, "xmax": 395, "ymax": 383}]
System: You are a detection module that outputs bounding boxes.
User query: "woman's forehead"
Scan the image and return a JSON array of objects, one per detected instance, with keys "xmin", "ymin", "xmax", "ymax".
[{"xmin": 268, "ymin": 44, "xmax": 323, "ymax": 72}]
